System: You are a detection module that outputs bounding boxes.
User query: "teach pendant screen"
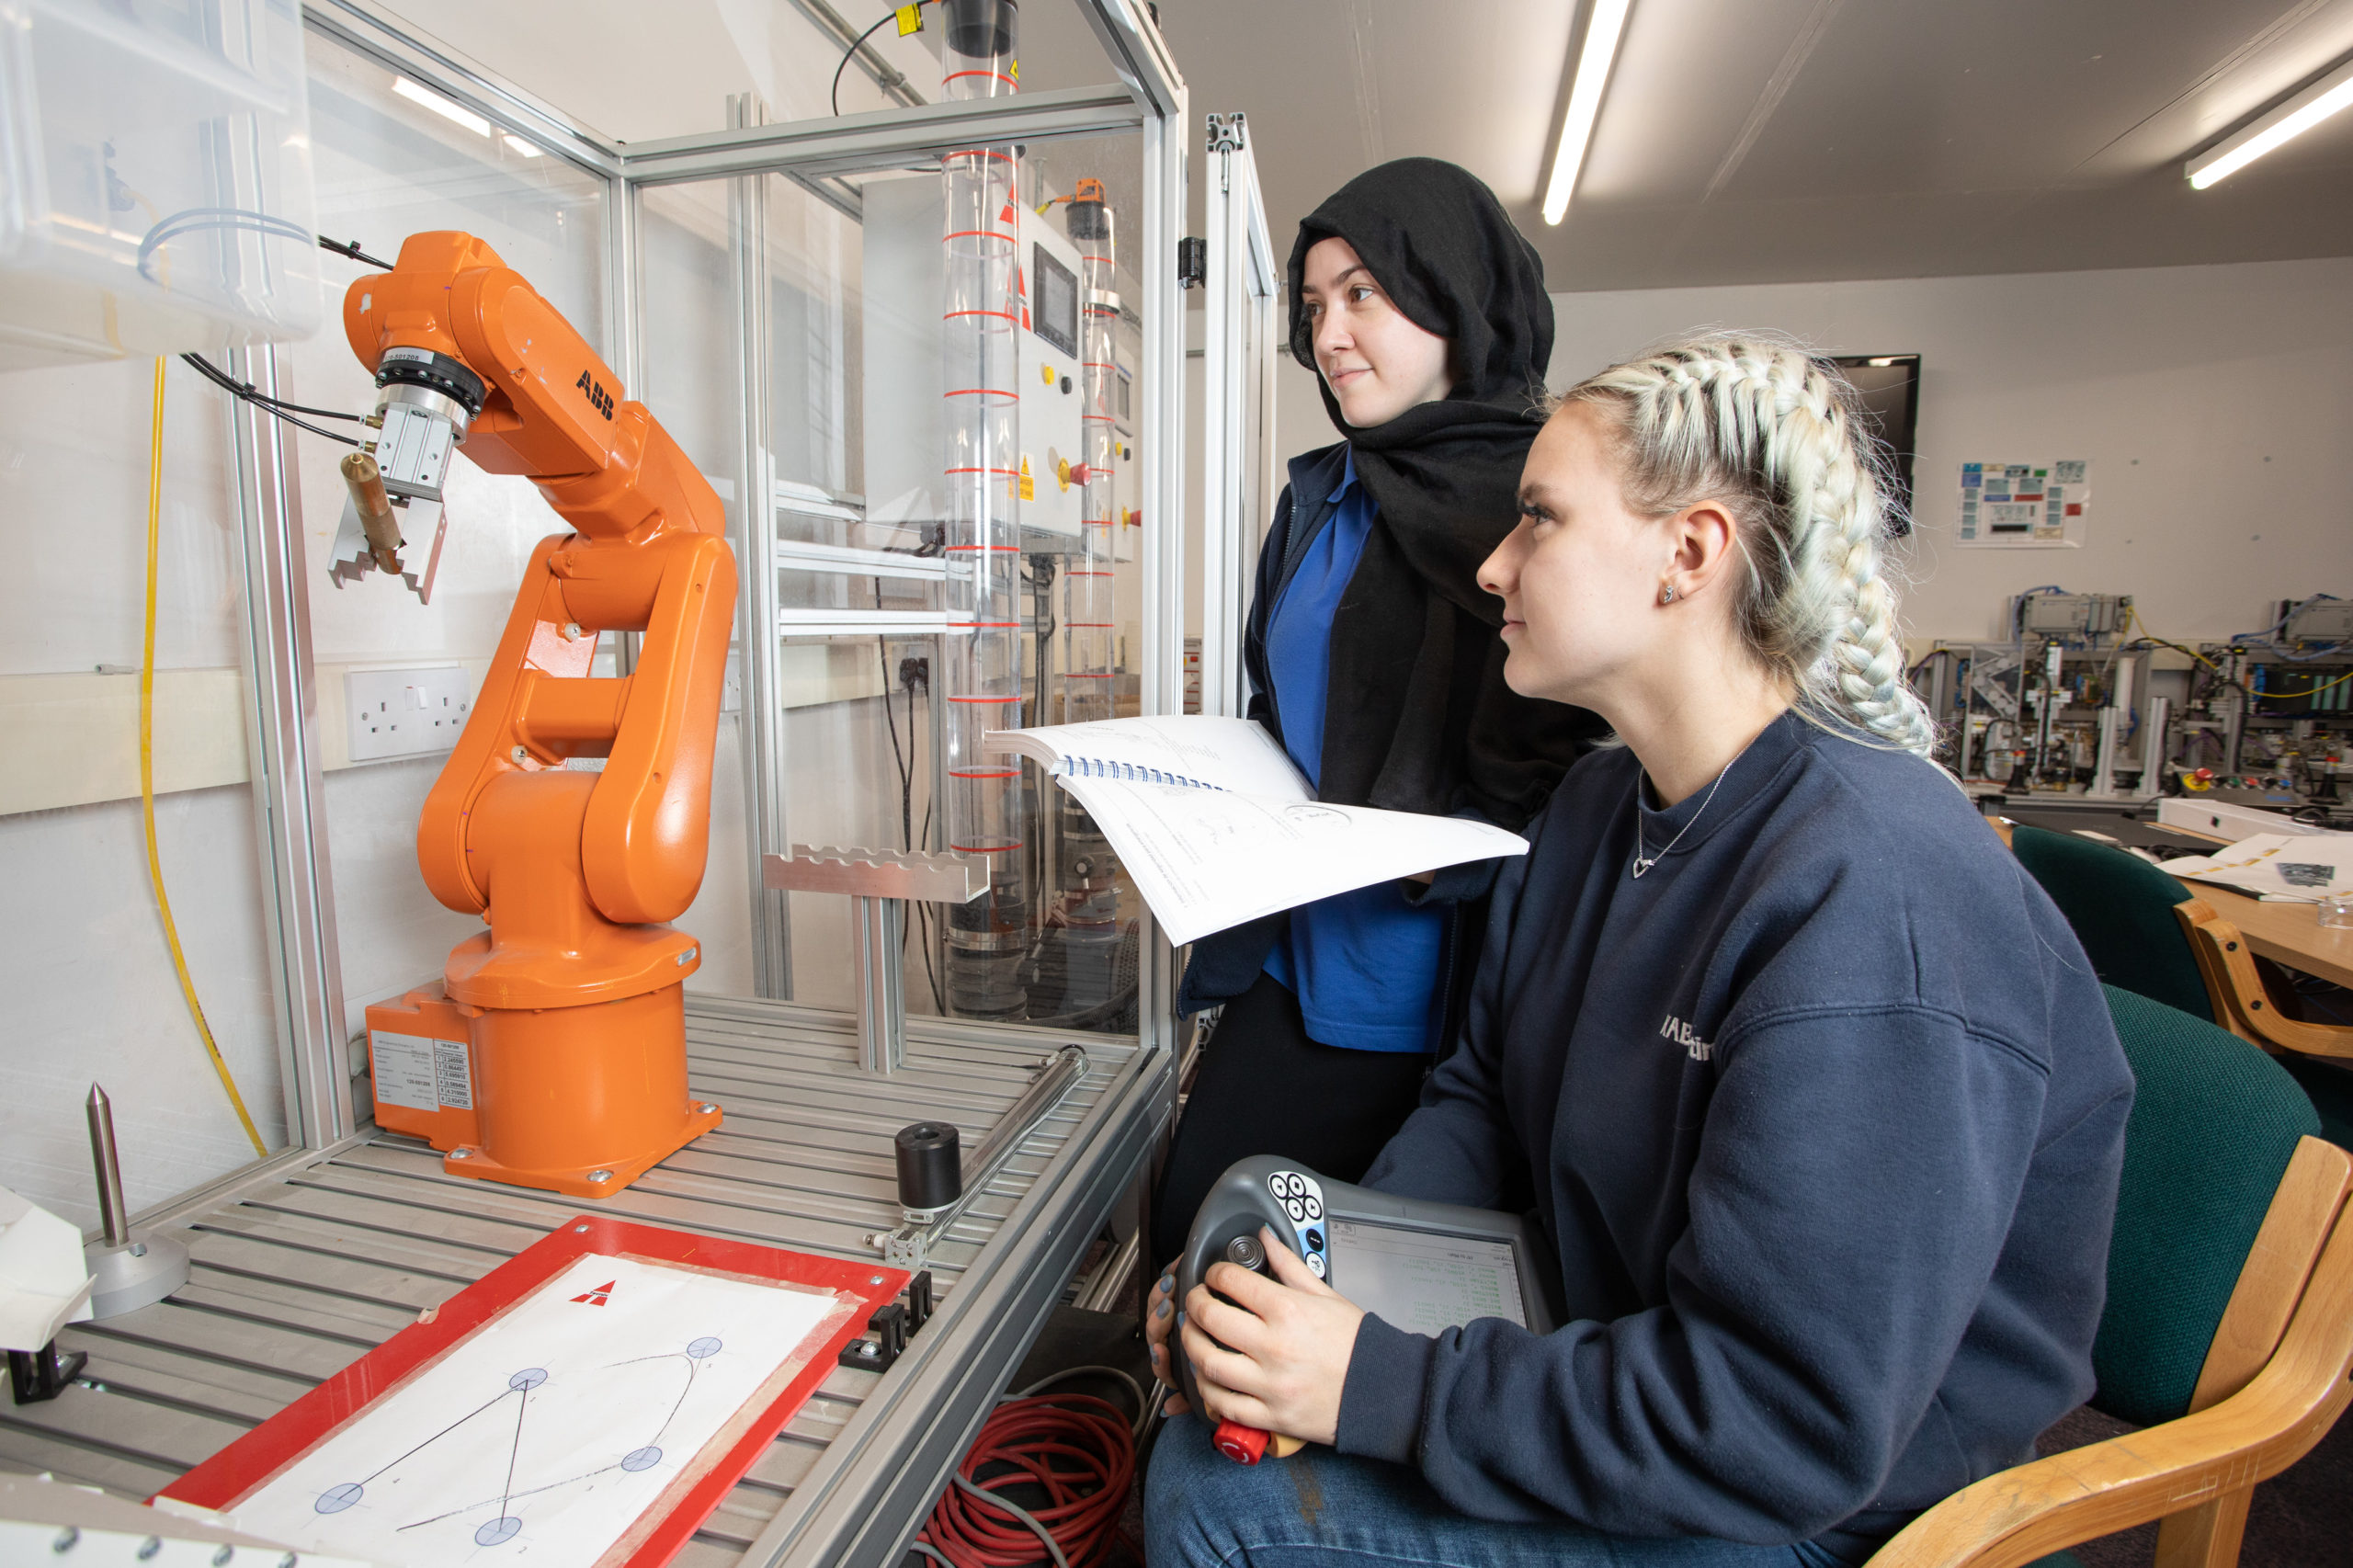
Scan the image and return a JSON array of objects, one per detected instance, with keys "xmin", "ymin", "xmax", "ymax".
[{"xmin": 1332, "ymin": 1221, "xmax": 1527, "ymax": 1334}]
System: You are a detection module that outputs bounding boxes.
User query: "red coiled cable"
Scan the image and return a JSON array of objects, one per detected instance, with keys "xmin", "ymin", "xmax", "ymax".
[{"xmin": 917, "ymin": 1391, "xmax": 1136, "ymax": 1567}]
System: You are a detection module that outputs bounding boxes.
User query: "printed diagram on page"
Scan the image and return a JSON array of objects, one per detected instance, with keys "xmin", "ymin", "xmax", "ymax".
[{"xmin": 235, "ymin": 1254, "xmax": 837, "ymax": 1565}]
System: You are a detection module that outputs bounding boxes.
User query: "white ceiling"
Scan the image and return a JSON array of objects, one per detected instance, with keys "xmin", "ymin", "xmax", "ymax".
[
  {"xmin": 1090, "ymin": 0, "xmax": 2353, "ymax": 290},
  {"xmin": 373, "ymin": 0, "xmax": 2353, "ymax": 292}
]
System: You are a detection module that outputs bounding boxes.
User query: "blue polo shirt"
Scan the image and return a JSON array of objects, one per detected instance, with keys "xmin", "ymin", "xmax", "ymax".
[{"xmin": 1259, "ymin": 453, "xmax": 1446, "ymax": 1053}]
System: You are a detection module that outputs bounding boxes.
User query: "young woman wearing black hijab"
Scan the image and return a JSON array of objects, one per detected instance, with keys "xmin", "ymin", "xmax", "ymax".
[{"xmin": 1148, "ymin": 159, "xmax": 1604, "ymax": 1264}]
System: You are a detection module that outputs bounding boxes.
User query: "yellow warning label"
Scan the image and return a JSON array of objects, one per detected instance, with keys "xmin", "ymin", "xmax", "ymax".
[{"xmin": 1019, "ymin": 457, "xmax": 1035, "ymax": 502}]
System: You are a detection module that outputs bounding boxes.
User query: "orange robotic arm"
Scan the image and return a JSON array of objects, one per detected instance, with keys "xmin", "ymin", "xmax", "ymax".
[{"xmin": 344, "ymin": 233, "xmax": 736, "ymax": 950}]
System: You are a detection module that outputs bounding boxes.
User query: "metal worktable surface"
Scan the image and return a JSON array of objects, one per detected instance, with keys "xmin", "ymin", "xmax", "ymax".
[{"xmin": 1, "ymin": 994, "xmax": 1169, "ymax": 1568}]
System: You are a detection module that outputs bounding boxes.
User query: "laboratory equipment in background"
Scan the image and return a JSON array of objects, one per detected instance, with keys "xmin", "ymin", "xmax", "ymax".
[
  {"xmin": 937, "ymin": 0, "xmax": 1033, "ymax": 1021},
  {"xmin": 2167, "ymin": 596, "xmax": 2353, "ymax": 811},
  {"xmin": 847, "ymin": 2, "xmax": 1148, "ymax": 1032},
  {"xmin": 1036, "ymin": 178, "xmax": 1128, "ymax": 1022},
  {"xmin": 1915, "ymin": 591, "xmax": 2154, "ymax": 798},
  {"xmin": 1, "ymin": 2, "xmax": 1214, "ymax": 1554},
  {"xmin": 345, "ymin": 232, "xmax": 736, "ymax": 1199},
  {"xmin": 1914, "ymin": 590, "xmax": 2353, "ymax": 821},
  {"xmin": 0, "ymin": 0, "xmax": 322, "ymax": 368}
]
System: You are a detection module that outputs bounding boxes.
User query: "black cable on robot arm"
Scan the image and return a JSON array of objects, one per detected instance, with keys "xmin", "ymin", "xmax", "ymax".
[
  {"xmin": 177, "ymin": 354, "xmax": 363, "ymax": 447},
  {"xmin": 316, "ymin": 234, "xmax": 395, "ymax": 270},
  {"xmin": 178, "ymin": 352, "xmax": 370, "ymax": 424}
]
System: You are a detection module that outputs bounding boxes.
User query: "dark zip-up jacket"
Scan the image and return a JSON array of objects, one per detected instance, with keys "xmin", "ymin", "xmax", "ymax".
[{"xmin": 1177, "ymin": 443, "xmax": 1595, "ymax": 1030}]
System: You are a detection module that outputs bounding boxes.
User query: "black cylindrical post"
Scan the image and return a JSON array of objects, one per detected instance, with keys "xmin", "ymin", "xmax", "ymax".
[{"xmin": 894, "ymin": 1121, "xmax": 964, "ymax": 1213}]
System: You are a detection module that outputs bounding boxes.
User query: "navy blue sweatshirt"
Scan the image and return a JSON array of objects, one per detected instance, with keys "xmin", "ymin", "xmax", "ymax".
[{"xmin": 1342, "ymin": 711, "xmax": 2132, "ymax": 1561}]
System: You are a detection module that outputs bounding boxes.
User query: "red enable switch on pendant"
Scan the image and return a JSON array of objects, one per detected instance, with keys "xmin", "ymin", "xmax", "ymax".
[{"xmin": 1212, "ymin": 1419, "xmax": 1270, "ymax": 1464}]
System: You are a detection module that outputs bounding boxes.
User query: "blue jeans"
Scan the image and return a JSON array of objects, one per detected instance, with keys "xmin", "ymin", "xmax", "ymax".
[{"xmin": 1145, "ymin": 1414, "xmax": 1851, "ymax": 1568}]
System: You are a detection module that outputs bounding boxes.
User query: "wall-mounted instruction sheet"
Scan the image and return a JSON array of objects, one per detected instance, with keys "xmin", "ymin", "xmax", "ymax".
[
  {"xmin": 1956, "ymin": 460, "xmax": 2091, "ymax": 548},
  {"xmin": 164, "ymin": 1218, "xmax": 905, "ymax": 1568}
]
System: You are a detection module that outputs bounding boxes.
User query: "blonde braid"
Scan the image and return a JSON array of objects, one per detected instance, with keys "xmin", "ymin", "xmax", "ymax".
[{"xmin": 1563, "ymin": 332, "xmax": 1938, "ymax": 760}]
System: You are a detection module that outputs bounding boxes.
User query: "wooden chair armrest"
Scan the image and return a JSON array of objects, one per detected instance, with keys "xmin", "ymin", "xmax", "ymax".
[
  {"xmin": 2175, "ymin": 898, "xmax": 2353, "ymax": 1061},
  {"xmin": 1868, "ymin": 1208, "xmax": 2353, "ymax": 1568}
]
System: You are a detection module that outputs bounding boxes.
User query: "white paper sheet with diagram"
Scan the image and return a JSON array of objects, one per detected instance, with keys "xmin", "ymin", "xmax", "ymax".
[
  {"xmin": 2165, "ymin": 832, "xmax": 2353, "ymax": 902},
  {"xmin": 987, "ymin": 715, "xmax": 1529, "ymax": 945},
  {"xmin": 232, "ymin": 1253, "xmax": 837, "ymax": 1566},
  {"xmin": 1955, "ymin": 460, "xmax": 2091, "ymax": 548}
]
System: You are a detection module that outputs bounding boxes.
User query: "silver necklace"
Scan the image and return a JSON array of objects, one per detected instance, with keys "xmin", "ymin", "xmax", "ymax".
[{"xmin": 1631, "ymin": 754, "xmax": 1738, "ymax": 879}]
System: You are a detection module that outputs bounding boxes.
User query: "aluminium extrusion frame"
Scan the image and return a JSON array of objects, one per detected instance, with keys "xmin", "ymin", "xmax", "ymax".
[
  {"xmin": 176, "ymin": 41, "xmax": 1191, "ymax": 1561},
  {"xmin": 216, "ymin": 0, "xmax": 1192, "ymax": 1158},
  {"xmin": 173, "ymin": 17, "xmax": 1192, "ymax": 1563},
  {"xmin": 1198, "ymin": 111, "xmax": 1279, "ymax": 722},
  {"xmin": 729, "ymin": 90, "xmax": 794, "ymax": 1001},
  {"xmin": 225, "ymin": 347, "xmax": 352, "ymax": 1153}
]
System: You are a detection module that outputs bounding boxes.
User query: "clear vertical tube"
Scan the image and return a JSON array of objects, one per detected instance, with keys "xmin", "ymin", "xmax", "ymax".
[
  {"xmin": 940, "ymin": 0, "xmax": 1029, "ymax": 1018},
  {"xmin": 1052, "ymin": 180, "xmax": 1121, "ymax": 1009}
]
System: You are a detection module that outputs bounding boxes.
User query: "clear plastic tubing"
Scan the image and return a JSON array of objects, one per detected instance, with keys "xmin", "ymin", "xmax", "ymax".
[
  {"xmin": 939, "ymin": 0, "xmax": 1029, "ymax": 1018},
  {"xmin": 1055, "ymin": 180, "xmax": 1122, "ymax": 974}
]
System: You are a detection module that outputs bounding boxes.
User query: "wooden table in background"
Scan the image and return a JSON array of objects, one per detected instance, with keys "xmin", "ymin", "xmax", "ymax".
[
  {"xmin": 1986, "ymin": 812, "xmax": 2353, "ymax": 989},
  {"xmin": 2165, "ymin": 880, "xmax": 2353, "ymax": 991}
]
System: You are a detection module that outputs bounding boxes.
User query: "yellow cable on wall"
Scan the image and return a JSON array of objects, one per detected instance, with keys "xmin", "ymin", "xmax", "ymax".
[{"xmin": 142, "ymin": 356, "xmax": 268, "ymax": 1159}]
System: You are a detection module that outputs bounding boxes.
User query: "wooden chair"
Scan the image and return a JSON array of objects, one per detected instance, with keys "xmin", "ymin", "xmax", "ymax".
[
  {"xmin": 2006, "ymin": 824, "xmax": 2353, "ymax": 1146},
  {"xmin": 2176, "ymin": 895, "xmax": 2353, "ymax": 1062},
  {"xmin": 1870, "ymin": 987, "xmax": 2353, "ymax": 1568}
]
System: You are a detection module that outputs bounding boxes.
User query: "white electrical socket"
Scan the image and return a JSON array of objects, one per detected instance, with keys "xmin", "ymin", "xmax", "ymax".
[{"xmin": 347, "ymin": 665, "xmax": 475, "ymax": 762}]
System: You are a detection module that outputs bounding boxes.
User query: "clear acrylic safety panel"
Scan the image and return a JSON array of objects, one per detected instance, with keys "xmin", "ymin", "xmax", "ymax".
[
  {"xmin": 751, "ymin": 127, "xmax": 1151, "ymax": 1035},
  {"xmin": 292, "ymin": 28, "xmax": 610, "ymax": 1047},
  {"xmin": 0, "ymin": 332, "xmax": 290, "ymax": 1227}
]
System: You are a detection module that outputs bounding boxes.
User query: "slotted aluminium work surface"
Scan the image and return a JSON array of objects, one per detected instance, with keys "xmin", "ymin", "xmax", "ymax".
[{"xmin": 1, "ymin": 995, "xmax": 1168, "ymax": 1568}]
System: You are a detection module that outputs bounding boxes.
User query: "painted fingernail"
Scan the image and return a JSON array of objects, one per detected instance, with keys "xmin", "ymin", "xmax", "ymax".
[
  {"xmin": 1154, "ymin": 1299, "xmax": 1170, "ymax": 1320},
  {"xmin": 1156, "ymin": 1273, "xmax": 1174, "ymax": 1294}
]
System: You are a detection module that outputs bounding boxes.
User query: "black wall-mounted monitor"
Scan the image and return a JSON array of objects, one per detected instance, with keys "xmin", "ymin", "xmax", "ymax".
[{"xmin": 1832, "ymin": 354, "xmax": 1921, "ymax": 535}]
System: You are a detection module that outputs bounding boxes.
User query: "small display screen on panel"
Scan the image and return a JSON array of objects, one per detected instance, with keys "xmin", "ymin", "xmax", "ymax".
[{"xmin": 1032, "ymin": 244, "xmax": 1078, "ymax": 358}]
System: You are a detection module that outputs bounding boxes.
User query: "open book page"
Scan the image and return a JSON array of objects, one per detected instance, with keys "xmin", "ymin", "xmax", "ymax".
[
  {"xmin": 1051, "ymin": 772, "xmax": 1527, "ymax": 947},
  {"xmin": 985, "ymin": 715, "xmax": 1310, "ymax": 801},
  {"xmin": 2165, "ymin": 832, "xmax": 2353, "ymax": 902}
]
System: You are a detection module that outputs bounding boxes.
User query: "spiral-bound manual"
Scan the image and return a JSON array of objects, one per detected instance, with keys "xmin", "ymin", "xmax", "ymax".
[{"xmin": 984, "ymin": 716, "xmax": 1528, "ymax": 945}]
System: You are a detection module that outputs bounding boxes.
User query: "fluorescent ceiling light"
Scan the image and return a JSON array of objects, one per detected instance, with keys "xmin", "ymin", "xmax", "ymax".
[
  {"xmin": 503, "ymin": 134, "xmax": 543, "ymax": 158},
  {"xmin": 394, "ymin": 77, "xmax": 492, "ymax": 138},
  {"xmin": 2187, "ymin": 53, "xmax": 2353, "ymax": 189},
  {"xmin": 1542, "ymin": 0, "xmax": 1633, "ymax": 225}
]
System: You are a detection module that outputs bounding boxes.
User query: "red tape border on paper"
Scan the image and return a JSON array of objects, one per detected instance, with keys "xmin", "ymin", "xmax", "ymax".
[{"xmin": 159, "ymin": 1214, "xmax": 908, "ymax": 1568}]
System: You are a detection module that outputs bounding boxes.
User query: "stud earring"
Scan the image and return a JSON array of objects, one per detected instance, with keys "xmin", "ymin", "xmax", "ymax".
[{"xmin": 1658, "ymin": 584, "xmax": 1677, "ymax": 605}]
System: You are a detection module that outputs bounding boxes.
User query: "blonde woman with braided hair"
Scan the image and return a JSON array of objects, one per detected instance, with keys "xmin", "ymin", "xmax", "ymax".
[{"xmin": 1145, "ymin": 334, "xmax": 2131, "ymax": 1568}]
